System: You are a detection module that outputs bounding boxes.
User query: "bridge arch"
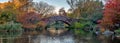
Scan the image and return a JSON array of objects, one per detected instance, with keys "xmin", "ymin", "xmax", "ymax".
[{"xmin": 44, "ymin": 16, "xmax": 71, "ymax": 30}]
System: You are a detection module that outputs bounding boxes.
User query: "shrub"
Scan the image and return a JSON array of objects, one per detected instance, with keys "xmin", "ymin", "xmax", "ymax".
[{"xmin": 0, "ymin": 21, "xmax": 23, "ymax": 31}]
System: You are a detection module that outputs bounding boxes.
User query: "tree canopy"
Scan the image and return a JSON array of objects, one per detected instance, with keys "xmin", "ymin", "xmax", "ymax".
[{"xmin": 100, "ymin": 0, "xmax": 120, "ymax": 30}]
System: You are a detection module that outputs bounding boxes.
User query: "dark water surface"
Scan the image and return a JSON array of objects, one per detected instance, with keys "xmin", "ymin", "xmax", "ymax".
[
  {"xmin": 0, "ymin": 31, "xmax": 75, "ymax": 43},
  {"xmin": 0, "ymin": 31, "xmax": 113, "ymax": 43}
]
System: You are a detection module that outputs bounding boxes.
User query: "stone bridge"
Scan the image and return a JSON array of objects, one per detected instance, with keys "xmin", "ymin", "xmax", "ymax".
[{"xmin": 42, "ymin": 16, "xmax": 78, "ymax": 26}]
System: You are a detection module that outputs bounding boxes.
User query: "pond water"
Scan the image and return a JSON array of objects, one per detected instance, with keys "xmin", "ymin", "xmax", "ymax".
[
  {"xmin": 0, "ymin": 32, "xmax": 92, "ymax": 43},
  {"xmin": 0, "ymin": 31, "xmax": 75, "ymax": 43},
  {"xmin": 0, "ymin": 31, "xmax": 112, "ymax": 43},
  {"xmin": 33, "ymin": 34, "xmax": 75, "ymax": 43}
]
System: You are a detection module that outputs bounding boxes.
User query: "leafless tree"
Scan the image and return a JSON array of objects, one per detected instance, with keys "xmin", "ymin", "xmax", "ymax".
[{"xmin": 33, "ymin": 1, "xmax": 55, "ymax": 15}]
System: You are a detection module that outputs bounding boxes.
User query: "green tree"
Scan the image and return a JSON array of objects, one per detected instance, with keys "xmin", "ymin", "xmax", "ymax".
[
  {"xmin": 0, "ymin": 21, "xmax": 22, "ymax": 31},
  {"xmin": 0, "ymin": 11, "xmax": 16, "ymax": 24},
  {"xmin": 67, "ymin": 0, "xmax": 103, "ymax": 21},
  {"xmin": 67, "ymin": 0, "xmax": 103, "ymax": 32}
]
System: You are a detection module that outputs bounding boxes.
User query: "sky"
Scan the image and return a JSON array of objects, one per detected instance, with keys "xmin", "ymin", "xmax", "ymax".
[{"xmin": 0, "ymin": 0, "xmax": 8, "ymax": 3}]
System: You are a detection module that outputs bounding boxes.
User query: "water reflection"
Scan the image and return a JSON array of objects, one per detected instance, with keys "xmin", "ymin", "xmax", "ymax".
[
  {"xmin": 33, "ymin": 34, "xmax": 75, "ymax": 43},
  {"xmin": 0, "ymin": 31, "xmax": 22, "ymax": 38},
  {"xmin": 0, "ymin": 31, "xmax": 104, "ymax": 43},
  {"xmin": 0, "ymin": 31, "xmax": 22, "ymax": 43}
]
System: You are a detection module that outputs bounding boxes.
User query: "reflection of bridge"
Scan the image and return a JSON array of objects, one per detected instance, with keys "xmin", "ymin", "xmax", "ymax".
[{"xmin": 40, "ymin": 16, "xmax": 78, "ymax": 35}]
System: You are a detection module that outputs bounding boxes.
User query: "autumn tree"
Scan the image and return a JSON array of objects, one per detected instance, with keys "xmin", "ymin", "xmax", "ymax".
[
  {"xmin": 0, "ymin": 11, "xmax": 16, "ymax": 24},
  {"xmin": 9, "ymin": 0, "xmax": 33, "ymax": 11},
  {"xmin": 66, "ymin": 0, "xmax": 103, "ymax": 34},
  {"xmin": 100, "ymin": 0, "xmax": 120, "ymax": 30},
  {"xmin": 0, "ymin": 1, "xmax": 17, "ymax": 23},
  {"xmin": 0, "ymin": 1, "xmax": 23, "ymax": 31},
  {"xmin": 18, "ymin": 12, "xmax": 41, "ymax": 29},
  {"xmin": 67, "ymin": 0, "xmax": 103, "ymax": 21},
  {"xmin": 9, "ymin": 0, "xmax": 35, "ymax": 22},
  {"xmin": 67, "ymin": 0, "xmax": 103, "ymax": 23}
]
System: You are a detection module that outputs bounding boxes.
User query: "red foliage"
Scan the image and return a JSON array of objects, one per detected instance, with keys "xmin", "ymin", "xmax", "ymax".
[
  {"xmin": 18, "ymin": 12, "xmax": 42, "ymax": 29},
  {"xmin": 100, "ymin": 0, "xmax": 120, "ymax": 30}
]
